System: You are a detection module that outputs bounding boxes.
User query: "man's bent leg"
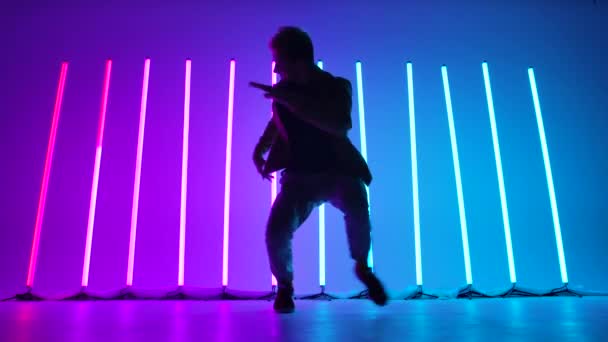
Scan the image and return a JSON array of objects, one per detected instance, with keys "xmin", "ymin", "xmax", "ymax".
[
  {"xmin": 328, "ymin": 176, "xmax": 371, "ymax": 265},
  {"xmin": 265, "ymin": 174, "xmax": 319, "ymax": 313},
  {"xmin": 265, "ymin": 175, "xmax": 316, "ymax": 288},
  {"xmin": 329, "ymin": 175, "xmax": 387, "ymax": 306}
]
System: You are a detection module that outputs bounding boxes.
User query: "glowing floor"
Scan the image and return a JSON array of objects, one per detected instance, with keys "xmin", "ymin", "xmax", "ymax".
[{"xmin": 1, "ymin": 297, "xmax": 607, "ymax": 341}]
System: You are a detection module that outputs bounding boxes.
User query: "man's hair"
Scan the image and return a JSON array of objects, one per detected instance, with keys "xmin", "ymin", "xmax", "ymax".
[{"xmin": 269, "ymin": 26, "xmax": 314, "ymax": 64}]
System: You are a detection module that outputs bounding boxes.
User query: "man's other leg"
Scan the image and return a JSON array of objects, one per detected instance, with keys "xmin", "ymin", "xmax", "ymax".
[
  {"xmin": 328, "ymin": 176, "xmax": 371, "ymax": 264},
  {"xmin": 329, "ymin": 175, "xmax": 388, "ymax": 306}
]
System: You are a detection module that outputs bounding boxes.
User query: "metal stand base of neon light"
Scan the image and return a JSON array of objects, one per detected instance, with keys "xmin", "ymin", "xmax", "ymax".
[
  {"xmin": 63, "ymin": 287, "xmax": 104, "ymax": 301},
  {"xmin": 219, "ymin": 286, "xmax": 252, "ymax": 300},
  {"xmin": 202, "ymin": 286, "xmax": 260, "ymax": 300},
  {"xmin": 498, "ymin": 283, "xmax": 540, "ymax": 298},
  {"xmin": 405, "ymin": 285, "xmax": 438, "ymax": 300},
  {"xmin": 349, "ymin": 289, "xmax": 372, "ymax": 300},
  {"xmin": 543, "ymin": 283, "xmax": 583, "ymax": 298},
  {"xmin": 256, "ymin": 285, "xmax": 277, "ymax": 301},
  {"xmin": 109, "ymin": 286, "xmax": 142, "ymax": 300},
  {"xmin": 161, "ymin": 286, "xmax": 202, "ymax": 300},
  {"xmin": 299, "ymin": 286, "xmax": 339, "ymax": 301},
  {"xmin": 2, "ymin": 287, "xmax": 44, "ymax": 302},
  {"xmin": 457, "ymin": 284, "xmax": 491, "ymax": 299}
]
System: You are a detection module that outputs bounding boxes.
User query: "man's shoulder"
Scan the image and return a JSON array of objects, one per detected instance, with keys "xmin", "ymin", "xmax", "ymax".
[
  {"xmin": 319, "ymin": 71, "xmax": 351, "ymax": 94},
  {"xmin": 334, "ymin": 77, "xmax": 352, "ymax": 93}
]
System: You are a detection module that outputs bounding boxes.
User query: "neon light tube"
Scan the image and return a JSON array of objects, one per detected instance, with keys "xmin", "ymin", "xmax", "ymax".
[
  {"xmin": 178, "ymin": 59, "xmax": 192, "ymax": 287},
  {"xmin": 442, "ymin": 65, "xmax": 475, "ymax": 285},
  {"xmin": 222, "ymin": 59, "xmax": 236, "ymax": 287},
  {"xmin": 316, "ymin": 60, "xmax": 327, "ymax": 286},
  {"xmin": 405, "ymin": 62, "xmax": 423, "ymax": 286},
  {"xmin": 271, "ymin": 61, "xmax": 278, "ymax": 205},
  {"xmin": 528, "ymin": 67, "xmax": 568, "ymax": 284},
  {"xmin": 81, "ymin": 59, "xmax": 112, "ymax": 287},
  {"xmin": 355, "ymin": 61, "xmax": 374, "ymax": 270},
  {"xmin": 26, "ymin": 62, "xmax": 68, "ymax": 287},
  {"xmin": 271, "ymin": 61, "xmax": 278, "ymax": 287},
  {"xmin": 126, "ymin": 58, "xmax": 151, "ymax": 287},
  {"xmin": 481, "ymin": 62, "xmax": 516, "ymax": 284}
]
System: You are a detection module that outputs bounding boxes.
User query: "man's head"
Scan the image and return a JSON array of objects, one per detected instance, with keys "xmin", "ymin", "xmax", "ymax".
[{"xmin": 270, "ymin": 26, "xmax": 315, "ymax": 83}]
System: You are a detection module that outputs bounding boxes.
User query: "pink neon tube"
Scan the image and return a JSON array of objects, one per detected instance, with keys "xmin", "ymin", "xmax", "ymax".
[
  {"xmin": 271, "ymin": 61, "xmax": 278, "ymax": 287},
  {"xmin": 178, "ymin": 59, "xmax": 191, "ymax": 286},
  {"xmin": 270, "ymin": 62, "xmax": 278, "ymax": 203},
  {"xmin": 81, "ymin": 59, "xmax": 112, "ymax": 287},
  {"xmin": 222, "ymin": 59, "xmax": 236, "ymax": 287},
  {"xmin": 26, "ymin": 62, "xmax": 68, "ymax": 288},
  {"xmin": 126, "ymin": 58, "xmax": 151, "ymax": 287}
]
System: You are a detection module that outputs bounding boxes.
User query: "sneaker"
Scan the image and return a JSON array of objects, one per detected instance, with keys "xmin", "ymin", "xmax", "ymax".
[
  {"xmin": 355, "ymin": 263, "xmax": 388, "ymax": 306},
  {"xmin": 273, "ymin": 285, "xmax": 295, "ymax": 313}
]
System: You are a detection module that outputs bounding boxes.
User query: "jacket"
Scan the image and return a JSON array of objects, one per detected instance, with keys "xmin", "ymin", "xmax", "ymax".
[{"xmin": 253, "ymin": 71, "xmax": 372, "ymax": 186}]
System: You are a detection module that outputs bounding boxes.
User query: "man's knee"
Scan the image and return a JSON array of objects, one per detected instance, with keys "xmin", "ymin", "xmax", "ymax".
[
  {"xmin": 266, "ymin": 205, "xmax": 298, "ymax": 245},
  {"xmin": 344, "ymin": 205, "xmax": 370, "ymax": 222},
  {"xmin": 265, "ymin": 222, "xmax": 293, "ymax": 247}
]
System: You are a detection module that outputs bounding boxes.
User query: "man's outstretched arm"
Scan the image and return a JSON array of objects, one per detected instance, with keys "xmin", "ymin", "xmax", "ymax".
[{"xmin": 266, "ymin": 78, "xmax": 353, "ymax": 137}]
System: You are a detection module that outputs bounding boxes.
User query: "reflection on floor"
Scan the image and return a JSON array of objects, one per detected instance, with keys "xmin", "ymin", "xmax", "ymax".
[{"xmin": 1, "ymin": 297, "xmax": 607, "ymax": 341}]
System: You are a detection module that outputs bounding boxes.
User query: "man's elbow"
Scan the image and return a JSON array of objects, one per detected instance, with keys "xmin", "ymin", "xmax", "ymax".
[
  {"xmin": 328, "ymin": 122, "xmax": 350, "ymax": 137},
  {"xmin": 345, "ymin": 120, "xmax": 352, "ymax": 131}
]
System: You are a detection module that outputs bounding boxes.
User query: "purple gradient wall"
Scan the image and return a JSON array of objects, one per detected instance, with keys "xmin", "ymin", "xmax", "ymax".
[{"xmin": 1, "ymin": 0, "xmax": 607, "ymax": 298}]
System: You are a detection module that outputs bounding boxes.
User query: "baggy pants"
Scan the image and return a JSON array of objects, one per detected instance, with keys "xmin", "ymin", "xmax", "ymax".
[{"xmin": 265, "ymin": 171, "xmax": 372, "ymax": 288}]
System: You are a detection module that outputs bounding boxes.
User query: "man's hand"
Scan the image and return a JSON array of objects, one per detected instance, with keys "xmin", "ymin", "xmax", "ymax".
[
  {"xmin": 249, "ymin": 82, "xmax": 274, "ymax": 93},
  {"xmin": 250, "ymin": 81, "xmax": 302, "ymax": 113},
  {"xmin": 253, "ymin": 154, "xmax": 274, "ymax": 181},
  {"xmin": 264, "ymin": 85, "xmax": 302, "ymax": 113}
]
